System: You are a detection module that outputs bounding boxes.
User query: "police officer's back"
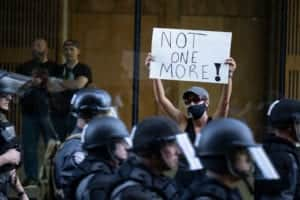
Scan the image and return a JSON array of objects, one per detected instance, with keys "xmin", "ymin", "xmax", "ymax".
[
  {"xmin": 53, "ymin": 88, "xmax": 114, "ymax": 199},
  {"xmin": 182, "ymin": 118, "xmax": 278, "ymax": 200},
  {"xmin": 255, "ymin": 99, "xmax": 300, "ymax": 200}
]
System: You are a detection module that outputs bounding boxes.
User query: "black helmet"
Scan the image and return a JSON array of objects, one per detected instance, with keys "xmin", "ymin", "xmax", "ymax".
[
  {"xmin": 196, "ymin": 118, "xmax": 255, "ymax": 175},
  {"xmin": 133, "ymin": 116, "xmax": 181, "ymax": 155},
  {"xmin": 268, "ymin": 99, "xmax": 300, "ymax": 128},
  {"xmin": 196, "ymin": 118, "xmax": 279, "ymax": 180},
  {"xmin": 82, "ymin": 116, "xmax": 129, "ymax": 151},
  {"xmin": 268, "ymin": 99, "xmax": 300, "ymax": 142},
  {"xmin": 70, "ymin": 88, "xmax": 112, "ymax": 118}
]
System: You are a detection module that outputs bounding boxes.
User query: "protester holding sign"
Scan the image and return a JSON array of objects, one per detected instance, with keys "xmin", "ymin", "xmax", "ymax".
[{"xmin": 146, "ymin": 28, "xmax": 236, "ymax": 144}]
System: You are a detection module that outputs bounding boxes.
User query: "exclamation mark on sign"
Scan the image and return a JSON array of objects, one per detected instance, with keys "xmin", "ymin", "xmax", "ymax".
[{"xmin": 214, "ymin": 63, "xmax": 221, "ymax": 82}]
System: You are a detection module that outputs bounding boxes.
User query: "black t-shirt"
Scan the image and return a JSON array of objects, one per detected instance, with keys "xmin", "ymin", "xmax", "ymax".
[
  {"xmin": 17, "ymin": 60, "xmax": 59, "ymax": 116},
  {"xmin": 50, "ymin": 62, "xmax": 92, "ymax": 115},
  {"xmin": 16, "ymin": 59, "xmax": 59, "ymax": 77},
  {"xmin": 20, "ymin": 87, "xmax": 50, "ymax": 116}
]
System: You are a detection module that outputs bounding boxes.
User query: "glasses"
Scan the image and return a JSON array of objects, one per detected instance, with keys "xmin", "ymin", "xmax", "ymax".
[{"xmin": 183, "ymin": 95, "xmax": 207, "ymax": 105}]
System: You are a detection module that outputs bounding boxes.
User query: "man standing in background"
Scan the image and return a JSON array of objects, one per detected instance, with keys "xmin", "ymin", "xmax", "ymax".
[
  {"xmin": 48, "ymin": 40, "xmax": 92, "ymax": 141},
  {"xmin": 17, "ymin": 38, "xmax": 58, "ymax": 186}
]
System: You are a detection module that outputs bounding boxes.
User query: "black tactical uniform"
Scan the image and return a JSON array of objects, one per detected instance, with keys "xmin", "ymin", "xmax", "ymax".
[
  {"xmin": 0, "ymin": 112, "xmax": 18, "ymax": 200},
  {"xmin": 53, "ymin": 88, "xmax": 113, "ymax": 199},
  {"xmin": 184, "ymin": 118, "xmax": 278, "ymax": 200},
  {"xmin": 255, "ymin": 99, "xmax": 300, "ymax": 200},
  {"xmin": 112, "ymin": 157, "xmax": 179, "ymax": 200},
  {"xmin": 76, "ymin": 116, "xmax": 183, "ymax": 200},
  {"xmin": 74, "ymin": 116, "xmax": 129, "ymax": 200},
  {"xmin": 0, "ymin": 70, "xmax": 30, "ymax": 199},
  {"xmin": 183, "ymin": 176, "xmax": 242, "ymax": 200}
]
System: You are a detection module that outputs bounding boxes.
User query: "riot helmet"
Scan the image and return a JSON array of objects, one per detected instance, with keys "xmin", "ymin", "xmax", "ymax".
[
  {"xmin": 267, "ymin": 99, "xmax": 300, "ymax": 141},
  {"xmin": 70, "ymin": 88, "xmax": 112, "ymax": 119},
  {"xmin": 132, "ymin": 116, "xmax": 202, "ymax": 171},
  {"xmin": 196, "ymin": 118, "xmax": 279, "ymax": 180},
  {"xmin": 81, "ymin": 116, "xmax": 129, "ymax": 162},
  {"xmin": 0, "ymin": 70, "xmax": 31, "ymax": 96}
]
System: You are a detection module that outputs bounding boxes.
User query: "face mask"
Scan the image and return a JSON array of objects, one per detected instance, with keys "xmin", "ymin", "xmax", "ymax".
[{"xmin": 188, "ymin": 104, "xmax": 207, "ymax": 120}]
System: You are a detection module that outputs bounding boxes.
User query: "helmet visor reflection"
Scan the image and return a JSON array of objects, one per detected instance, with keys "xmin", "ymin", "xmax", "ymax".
[{"xmin": 248, "ymin": 146, "xmax": 279, "ymax": 180}]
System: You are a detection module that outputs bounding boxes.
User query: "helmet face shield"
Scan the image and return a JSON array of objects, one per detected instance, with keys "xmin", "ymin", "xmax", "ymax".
[
  {"xmin": 248, "ymin": 146, "xmax": 279, "ymax": 180},
  {"xmin": 176, "ymin": 133, "xmax": 203, "ymax": 170}
]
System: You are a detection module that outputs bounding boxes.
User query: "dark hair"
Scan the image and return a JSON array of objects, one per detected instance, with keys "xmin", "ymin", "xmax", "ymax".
[{"xmin": 63, "ymin": 39, "xmax": 80, "ymax": 48}]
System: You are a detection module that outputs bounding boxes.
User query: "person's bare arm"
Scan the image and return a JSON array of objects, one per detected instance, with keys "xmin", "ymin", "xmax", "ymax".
[
  {"xmin": 213, "ymin": 57, "xmax": 237, "ymax": 119},
  {"xmin": 0, "ymin": 149, "xmax": 20, "ymax": 166},
  {"xmin": 146, "ymin": 53, "xmax": 186, "ymax": 124},
  {"xmin": 10, "ymin": 170, "xmax": 29, "ymax": 200},
  {"xmin": 47, "ymin": 76, "xmax": 88, "ymax": 92},
  {"xmin": 47, "ymin": 77, "xmax": 65, "ymax": 92}
]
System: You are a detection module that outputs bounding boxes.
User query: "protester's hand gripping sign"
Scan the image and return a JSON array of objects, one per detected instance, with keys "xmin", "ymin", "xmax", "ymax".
[{"xmin": 150, "ymin": 28, "xmax": 232, "ymax": 84}]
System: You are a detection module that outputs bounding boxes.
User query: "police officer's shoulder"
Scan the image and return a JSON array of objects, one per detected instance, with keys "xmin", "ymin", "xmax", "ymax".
[
  {"xmin": 72, "ymin": 151, "xmax": 86, "ymax": 165},
  {"xmin": 57, "ymin": 133, "xmax": 81, "ymax": 151}
]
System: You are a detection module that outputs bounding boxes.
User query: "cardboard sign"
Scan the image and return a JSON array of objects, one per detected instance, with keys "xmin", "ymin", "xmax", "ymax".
[{"xmin": 150, "ymin": 28, "xmax": 232, "ymax": 84}]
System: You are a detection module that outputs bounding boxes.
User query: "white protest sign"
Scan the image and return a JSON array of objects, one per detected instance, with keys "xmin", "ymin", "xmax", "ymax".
[{"xmin": 150, "ymin": 28, "xmax": 232, "ymax": 84}]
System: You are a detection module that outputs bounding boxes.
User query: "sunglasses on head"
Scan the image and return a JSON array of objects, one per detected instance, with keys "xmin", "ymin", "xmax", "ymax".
[{"xmin": 183, "ymin": 95, "xmax": 207, "ymax": 105}]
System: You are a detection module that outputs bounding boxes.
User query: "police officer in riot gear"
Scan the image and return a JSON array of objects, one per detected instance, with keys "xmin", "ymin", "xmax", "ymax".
[
  {"xmin": 75, "ymin": 116, "xmax": 129, "ymax": 200},
  {"xmin": 183, "ymin": 118, "xmax": 279, "ymax": 200},
  {"xmin": 111, "ymin": 116, "xmax": 186, "ymax": 200},
  {"xmin": 256, "ymin": 99, "xmax": 300, "ymax": 200},
  {"xmin": 53, "ymin": 88, "xmax": 116, "ymax": 199},
  {"xmin": 0, "ymin": 70, "xmax": 30, "ymax": 200},
  {"xmin": 80, "ymin": 116, "xmax": 187, "ymax": 200}
]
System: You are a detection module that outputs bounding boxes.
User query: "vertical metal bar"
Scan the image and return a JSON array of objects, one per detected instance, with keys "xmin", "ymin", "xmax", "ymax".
[
  {"xmin": 6, "ymin": 0, "xmax": 11, "ymax": 48},
  {"xmin": 58, "ymin": 0, "xmax": 69, "ymax": 63},
  {"xmin": 132, "ymin": 0, "xmax": 142, "ymax": 127},
  {"xmin": 292, "ymin": 0, "xmax": 296, "ymax": 54},
  {"xmin": 296, "ymin": 0, "xmax": 299, "ymax": 55},
  {"xmin": 0, "ymin": 0, "xmax": 4, "ymax": 47},
  {"xmin": 46, "ymin": 0, "xmax": 50, "ymax": 47},
  {"xmin": 279, "ymin": 0, "xmax": 288, "ymax": 98},
  {"xmin": 3, "ymin": 0, "xmax": 7, "ymax": 48},
  {"xmin": 15, "ymin": 0, "xmax": 19, "ymax": 49},
  {"xmin": 296, "ymin": 70, "xmax": 300, "ymax": 99},
  {"xmin": 288, "ymin": 71, "xmax": 291, "ymax": 97},
  {"xmin": 22, "ymin": 0, "xmax": 26, "ymax": 48}
]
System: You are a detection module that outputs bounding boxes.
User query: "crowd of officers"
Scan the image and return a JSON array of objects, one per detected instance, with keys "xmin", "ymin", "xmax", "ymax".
[{"xmin": 0, "ymin": 38, "xmax": 298, "ymax": 200}]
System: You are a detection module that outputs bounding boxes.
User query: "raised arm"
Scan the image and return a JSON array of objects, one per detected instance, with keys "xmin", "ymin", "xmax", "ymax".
[
  {"xmin": 145, "ymin": 53, "xmax": 185, "ymax": 124},
  {"xmin": 213, "ymin": 57, "xmax": 237, "ymax": 119}
]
